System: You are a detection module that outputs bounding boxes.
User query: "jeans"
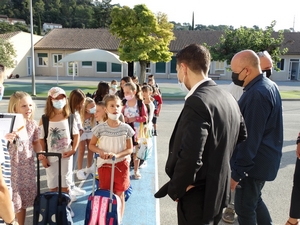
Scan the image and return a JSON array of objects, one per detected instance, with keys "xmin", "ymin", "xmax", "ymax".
[{"xmin": 235, "ymin": 177, "xmax": 273, "ymax": 225}]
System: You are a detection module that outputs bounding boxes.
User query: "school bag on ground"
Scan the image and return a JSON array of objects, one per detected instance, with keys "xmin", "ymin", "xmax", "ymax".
[
  {"xmin": 33, "ymin": 152, "xmax": 73, "ymax": 225},
  {"xmin": 85, "ymin": 155, "xmax": 121, "ymax": 225}
]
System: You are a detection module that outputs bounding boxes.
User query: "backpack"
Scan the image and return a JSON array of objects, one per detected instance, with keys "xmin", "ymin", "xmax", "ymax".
[{"xmin": 42, "ymin": 114, "xmax": 74, "ymax": 152}]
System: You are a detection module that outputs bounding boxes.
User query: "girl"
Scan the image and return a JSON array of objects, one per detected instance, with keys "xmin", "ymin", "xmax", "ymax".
[
  {"xmin": 93, "ymin": 81, "xmax": 109, "ymax": 103},
  {"xmin": 109, "ymin": 79, "xmax": 118, "ymax": 95},
  {"xmin": 89, "ymin": 94, "xmax": 134, "ymax": 220},
  {"xmin": 38, "ymin": 87, "xmax": 79, "ymax": 216},
  {"xmin": 94, "ymin": 101, "xmax": 107, "ymax": 124},
  {"xmin": 76, "ymin": 97, "xmax": 96, "ymax": 180},
  {"xmin": 122, "ymin": 82, "xmax": 148, "ymax": 179},
  {"xmin": 142, "ymin": 85, "xmax": 155, "ymax": 134},
  {"xmin": 68, "ymin": 89, "xmax": 86, "ymax": 197},
  {"xmin": 116, "ymin": 76, "xmax": 132, "ymax": 100},
  {"xmin": 5, "ymin": 91, "xmax": 42, "ymax": 225}
]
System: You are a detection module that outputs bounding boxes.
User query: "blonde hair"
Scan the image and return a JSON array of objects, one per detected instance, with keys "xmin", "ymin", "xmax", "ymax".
[
  {"xmin": 44, "ymin": 91, "xmax": 70, "ymax": 119},
  {"xmin": 69, "ymin": 89, "xmax": 86, "ymax": 113},
  {"xmin": 81, "ymin": 97, "xmax": 96, "ymax": 126},
  {"xmin": 8, "ymin": 91, "xmax": 35, "ymax": 120}
]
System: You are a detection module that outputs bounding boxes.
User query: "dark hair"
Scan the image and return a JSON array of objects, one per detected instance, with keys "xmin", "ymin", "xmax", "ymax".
[
  {"xmin": 117, "ymin": 76, "xmax": 132, "ymax": 99},
  {"xmin": 124, "ymin": 82, "xmax": 142, "ymax": 101},
  {"xmin": 94, "ymin": 81, "xmax": 109, "ymax": 103},
  {"xmin": 176, "ymin": 44, "xmax": 211, "ymax": 75}
]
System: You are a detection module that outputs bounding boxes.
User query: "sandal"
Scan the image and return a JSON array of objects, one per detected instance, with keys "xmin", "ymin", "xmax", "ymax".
[{"xmin": 286, "ymin": 220, "xmax": 298, "ymax": 225}]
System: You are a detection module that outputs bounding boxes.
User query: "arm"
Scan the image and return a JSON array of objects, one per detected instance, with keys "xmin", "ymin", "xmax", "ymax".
[
  {"xmin": 0, "ymin": 167, "xmax": 15, "ymax": 224},
  {"xmin": 38, "ymin": 118, "xmax": 49, "ymax": 168},
  {"xmin": 89, "ymin": 135, "xmax": 105, "ymax": 158},
  {"xmin": 63, "ymin": 133, "xmax": 79, "ymax": 158},
  {"xmin": 296, "ymin": 133, "xmax": 300, "ymax": 159},
  {"xmin": 115, "ymin": 138, "xmax": 133, "ymax": 159}
]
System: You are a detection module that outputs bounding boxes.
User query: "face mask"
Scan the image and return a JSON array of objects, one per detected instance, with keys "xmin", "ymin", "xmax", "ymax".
[
  {"xmin": 52, "ymin": 98, "xmax": 66, "ymax": 109},
  {"xmin": 111, "ymin": 85, "xmax": 117, "ymax": 89},
  {"xmin": 231, "ymin": 68, "xmax": 246, "ymax": 87},
  {"xmin": 89, "ymin": 106, "xmax": 96, "ymax": 114},
  {"xmin": 178, "ymin": 75, "xmax": 189, "ymax": 93},
  {"xmin": 0, "ymin": 84, "xmax": 4, "ymax": 101},
  {"xmin": 125, "ymin": 95, "xmax": 134, "ymax": 101},
  {"xmin": 262, "ymin": 69, "xmax": 272, "ymax": 78},
  {"xmin": 107, "ymin": 112, "xmax": 120, "ymax": 121}
]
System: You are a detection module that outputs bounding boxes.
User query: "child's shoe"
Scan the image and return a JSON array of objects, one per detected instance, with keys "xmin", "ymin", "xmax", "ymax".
[
  {"xmin": 76, "ymin": 169, "xmax": 86, "ymax": 180},
  {"xmin": 133, "ymin": 170, "xmax": 141, "ymax": 180}
]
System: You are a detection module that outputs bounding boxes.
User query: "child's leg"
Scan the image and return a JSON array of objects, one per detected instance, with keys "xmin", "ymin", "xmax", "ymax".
[
  {"xmin": 115, "ymin": 191, "xmax": 125, "ymax": 220},
  {"xmin": 133, "ymin": 150, "xmax": 141, "ymax": 179},
  {"xmin": 77, "ymin": 140, "xmax": 86, "ymax": 170},
  {"xmin": 16, "ymin": 208, "xmax": 26, "ymax": 225},
  {"xmin": 86, "ymin": 139, "xmax": 93, "ymax": 168}
]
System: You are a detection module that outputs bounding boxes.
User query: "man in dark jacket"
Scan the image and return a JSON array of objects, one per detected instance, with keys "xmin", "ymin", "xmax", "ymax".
[{"xmin": 155, "ymin": 44, "xmax": 247, "ymax": 225}]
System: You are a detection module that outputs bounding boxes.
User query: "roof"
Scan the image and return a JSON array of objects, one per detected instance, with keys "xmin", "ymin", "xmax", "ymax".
[
  {"xmin": 32, "ymin": 28, "xmax": 300, "ymax": 55},
  {"xmin": 0, "ymin": 31, "xmax": 22, "ymax": 40}
]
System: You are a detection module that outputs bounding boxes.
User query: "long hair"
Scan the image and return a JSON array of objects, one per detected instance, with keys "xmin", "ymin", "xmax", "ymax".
[
  {"xmin": 69, "ymin": 89, "xmax": 86, "ymax": 114},
  {"xmin": 96, "ymin": 100, "xmax": 108, "ymax": 122},
  {"xmin": 7, "ymin": 91, "xmax": 35, "ymax": 120},
  {"xmin": 117, "ymin": 76, "xmax": 132, "ymax": 99},
  {"xmin": 81, "ymin": 97, "xmax": 95, "ymax": 127},
  {"xmin": 94, "ymin": 81, "xmax": 109, "ymax": 103},
  {"xmin": 44, "ymin": 94, "xmax": 70, "ymax": 119}
]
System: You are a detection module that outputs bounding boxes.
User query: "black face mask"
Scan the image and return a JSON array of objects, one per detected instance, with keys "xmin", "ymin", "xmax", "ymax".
[
  {"xmin": 231, "ymin": 68, "xmax": 246, "ymax": 87},
  {"xmin": 262, "ymin": 69, "xmax": 272, "ymax": 78}
]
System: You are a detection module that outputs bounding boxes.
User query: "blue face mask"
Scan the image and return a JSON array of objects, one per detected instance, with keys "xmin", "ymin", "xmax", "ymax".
[
  {"xmin": 89, "ymin": 106, "xmax": 96, "ymax": 114},
  {"xmin": 52, "ymin": 98, "xmax": 66, "ymax": 109}
]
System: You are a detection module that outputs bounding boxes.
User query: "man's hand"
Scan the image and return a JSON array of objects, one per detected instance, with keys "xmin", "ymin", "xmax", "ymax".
[{"xmin": 230, "ymin": 178, "xmax": 239, "ymax": 191}]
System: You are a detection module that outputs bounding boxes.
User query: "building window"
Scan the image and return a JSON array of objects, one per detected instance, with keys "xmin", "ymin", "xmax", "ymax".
[
  {"xmin": 53, "ymin": 54, "xmax": 62, "ymax": 66},
  {"xmin": 156, "ymin": 62, "xmax": 166, "ymax": 73},
  {"xmin": 37, "ymin": 53, "xmax": 48, "ymax": 66},
  {"xmin": 82, "ymin": 61, "xmax": 92, "ymax": 67},
  {"xmin": 112, "ymin": 63, "xmax": 121, "ymax": 72},
  {"xmin": 146, "ymin": 62, "xmax": 151, "ymax": 73},
  {"xmin": 96, "ymin": 62, "xmax": 107, "ymax": 72},
  {"xmin": 170, "ymin": 56, "xmax": 177, "ymax": 73},
  {"xmin": 277, "ymin": 59, "xmax": 285, "ymax": 70},
  {"xmin": 215, "ymin": 61, "xmax": 225, "ymax": 70}
]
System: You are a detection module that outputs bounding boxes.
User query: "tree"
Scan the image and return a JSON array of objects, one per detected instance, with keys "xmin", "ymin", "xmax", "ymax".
[
  {"xmin": 0, "ymin": 38, "xmax": 17, "ymax": 68},
  {"xmin": 207, "ymin": 21, "xmax": 288, "ymax": 70},
  {"xmin": 93, "ymin": 0, "xmax": 115, "ymax": 28},
  {"xmin": 110, "ymin": 4, "xmax": 175, "ymax": 83}
]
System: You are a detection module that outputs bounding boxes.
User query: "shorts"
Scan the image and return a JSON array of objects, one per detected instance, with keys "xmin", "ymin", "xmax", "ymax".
[
  {"xmin": 46, "ymin": 155, "xmax": 72, "ymax": 189},
  {"xmin": 98, "ymin": 159, "xmax": 130, "ymax": 193},
  {"xmin": 152, "ymin": 116, "xmax": 157, "ymax": 124},
  {"xmin": 80, "ymin": 131, "xmax": 93, "ymax": 141}
]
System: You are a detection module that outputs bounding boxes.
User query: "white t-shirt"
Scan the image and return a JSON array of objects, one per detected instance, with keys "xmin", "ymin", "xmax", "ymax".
[
  {"xmin": 92, "ymin": 122, "xmax": 135, "ymax": 167},
  {"xmin": 228, "ymin": 82, "xmax": 244, "ymax": 101},
  {"xmin": 39, "ymin": 118, "xmax": 79, "ymax": 162}
]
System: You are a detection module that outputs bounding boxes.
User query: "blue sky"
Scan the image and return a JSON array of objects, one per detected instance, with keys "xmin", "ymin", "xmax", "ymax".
[{"xmin": 110, "ymin": 0, "xmax": 300, "ymax": 32}]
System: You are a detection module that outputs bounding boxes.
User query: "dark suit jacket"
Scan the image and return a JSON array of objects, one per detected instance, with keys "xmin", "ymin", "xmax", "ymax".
[{"xmin": 158, "ymin": 80, "xmax": 247, "ymax": 222}]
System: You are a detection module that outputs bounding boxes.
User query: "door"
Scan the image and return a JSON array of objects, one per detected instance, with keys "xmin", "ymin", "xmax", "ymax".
[
  {"xmin": 289, "ymin": 60, "xmax": 300, "ymax": 80},
  {"xmin": 67, "ymin": 62, "xmax": 78, "ymax": 77},
  {"xmin": 27, "ymin": 57, "xmax": 32, "ymax": 76}
]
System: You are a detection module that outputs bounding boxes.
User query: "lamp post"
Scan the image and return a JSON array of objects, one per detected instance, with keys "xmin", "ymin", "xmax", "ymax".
[{"xmin": 30, "ymin": 0, "xmax": 36, "ymax": 96}]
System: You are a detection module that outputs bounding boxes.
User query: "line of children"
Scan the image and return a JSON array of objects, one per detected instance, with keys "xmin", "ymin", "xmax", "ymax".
[
  {"xmin": 77, "ymin": 97, "xmax": 96, "ymax": 180},
  {"xmin": 38, "ymin": 87, "xmax": 80, "ymax": 217},
  {"xmin": 5, "ymin": 91, "xmax": 43, "ymax": 225},
  {"xmin": 89, "ymin": 94, "xmax": 135, "ymax": 221}
]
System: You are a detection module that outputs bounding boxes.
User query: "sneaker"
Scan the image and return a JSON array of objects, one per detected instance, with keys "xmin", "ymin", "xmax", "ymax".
[
  {"xmin": 71, "ymin": 186, "xmax": 86, "ymax": 196},
  {"xmin": 222, "ymin": 207, "xmax": 235, "ymax": 224},
  {"xmin": 69, "ymin": 193, "xmax": 77, "ymax": 202},
  {"xmin": 153, "ymin": 130, "xmax": 157, "ymax": 136},
  {"xmin": 85, "ymin": 163, "xmax": 95, "ymax": 175},
  {"xmin": 133, "ymin": 171, "xmax": 141, "ymax": 180},
  {"xmin": 69, "ymin": 206, "xmax": 75, "ymax": 218},
  {"xmin": 76, "ymin": 169, "xmax": 87, "ymax": 180}
]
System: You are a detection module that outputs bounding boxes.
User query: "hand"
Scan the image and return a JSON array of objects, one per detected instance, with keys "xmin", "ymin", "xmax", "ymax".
[
  {"xmin": 230, "ymin": 178, "xmax": 239, "ymax": 191},
  {"xmin": 186, "ymin": 185, "xmax": 195, "ymax": 192},
  {"xmin": 5, "ymin": 132, "xmax": 18, "ymax": 144},
  {"xmin": 127, "ymin": 117, "xmax": 136, "ymax": 123},
  {"xmin": 62, "ymin": 150, "xmax": 76, "ymax": 158},
  {"xmin": 38, "ymin": 154, "xmax": 50, "ymax": 168},
  {"xmin": 297, "ymin": 143, "xmax": 300, "ymax": 159}
]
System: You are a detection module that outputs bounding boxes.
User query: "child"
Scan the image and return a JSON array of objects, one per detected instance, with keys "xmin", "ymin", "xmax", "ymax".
[
  {"xmin": 76, "ymin": 97, "xmax": 96, "ymax": 180},
  {"xmin": 94, "ymin": 101, "xmax": 107, "ymax": 124},
  {"xmin": 122, "ymin": 82, "xmax": 148, "ymax": 179},
  {"xmin": 93, "ymin": 81, "xmax": 109, "ymax": 103},
  {"xmin": 38, "ymin": 87, "xmax": 79, "ymax": 216},
  {"xmin": 148, "ymin": 74, "xmax": 161, "ymax": 94},
  {"xmin": 151, "ymin": 85, "xmax": 163, "ymax": 136},
  {"xmin": 142, "ymin": 85, "xmax": 155, "ymax": 134},
  {"xmin": 68, "ymin": 89, "xmax": 86, "ymax": 198},
  {"xmin": 116, "ymin": 76, "xmax": 132, "ymax": 100},
  {"xmin": 109, "ymin": 79, "xmax": 118, "ymax": 95},
  {"xmin": 6, "ymin": 91, "xmax": 43, "ymax": 225},
  {"xmin": 89, "ymin": 94, "xmax": 135, "ymax": 220}
]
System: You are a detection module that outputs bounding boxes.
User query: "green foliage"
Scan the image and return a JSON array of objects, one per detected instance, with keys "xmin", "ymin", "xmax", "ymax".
[
  {"xmin": 0, "ymin": 21, "xmax": 28, "ymax": 34},
  {"xmin": 206, "ymin": 21, "xmax": 288, "ymax": 70},
  {"xmin": 0, "ymin": 38, "xmax": 17, "ymax": 68},
  {"xmin": 110, "ymin": 4, "xmax": 174, "ymax": 82}
]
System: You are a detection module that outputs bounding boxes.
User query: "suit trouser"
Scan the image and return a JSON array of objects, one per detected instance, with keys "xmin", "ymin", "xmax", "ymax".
[
  {"xmin": 289, "ymin": 158, "xmax": 300, "ymax": 218},
  {"xmin": 177, "ymin": 187, "xmax": 222, "ymax": 225}
]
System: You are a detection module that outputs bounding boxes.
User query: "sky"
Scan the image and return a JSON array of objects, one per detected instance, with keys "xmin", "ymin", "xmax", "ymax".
[{"xmin": 110, "ymin": 0, "xmax": 300, "ymax": 32}]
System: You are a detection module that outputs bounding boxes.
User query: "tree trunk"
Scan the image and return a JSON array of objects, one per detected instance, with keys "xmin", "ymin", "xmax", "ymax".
[{"xmin": 139, "ymin": 60, "xmax": 147, "ymax": 84}]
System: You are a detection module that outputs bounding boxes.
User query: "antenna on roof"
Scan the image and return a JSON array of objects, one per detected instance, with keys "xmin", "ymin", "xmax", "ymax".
[
  {"xmin": 293, "ymin": 15, "xmax": 295, "ymax": 32},
  {"xmin": 192, "ymin": 11, "xmax": 194, "ymax": 30}
]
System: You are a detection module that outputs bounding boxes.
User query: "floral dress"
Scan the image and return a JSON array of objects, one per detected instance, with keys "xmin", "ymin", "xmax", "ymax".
[{"xmin": 8, "ymin": 120, "xmax": 39, "ymax": 212}]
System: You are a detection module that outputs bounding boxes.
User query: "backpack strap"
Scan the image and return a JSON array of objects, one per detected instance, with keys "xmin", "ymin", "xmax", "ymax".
[
  {"xmin": 42, "ymin": 114, "xmax": 49, "ymax": 152},
  {"xmin": 68, "ymin": 114, "xmax": 74, "ymax": 145}
]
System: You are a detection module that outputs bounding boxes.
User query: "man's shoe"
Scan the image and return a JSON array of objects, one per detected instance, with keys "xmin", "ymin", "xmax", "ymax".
[{"xmin": 222, "ymin": 207, "xmax": 235, "ymax": 224}]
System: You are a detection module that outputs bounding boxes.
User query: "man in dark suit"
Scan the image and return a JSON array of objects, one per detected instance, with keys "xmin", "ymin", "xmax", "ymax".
[{"xmin": 154, "ymin": 44, "xmax": 247, "ymax": 225}]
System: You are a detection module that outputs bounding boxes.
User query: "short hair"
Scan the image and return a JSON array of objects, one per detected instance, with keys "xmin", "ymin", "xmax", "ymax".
[
  {"xmin": 69, "ymin": 89, "xmax": 86, "ymax": 113},
  {"xmin": 176, "ymin": 44, "xmax": 211, "ymax": 75},
  {"xmin": 257, "ymin": 50, "xmax": 271, "ymax": 59},
  {"xmin": 8, "ymin": 91, "xmax": 35, "ymax": 120},
  {"xmin": 44, "ymin": 88, "xmax": 70, "ymax": 118}
]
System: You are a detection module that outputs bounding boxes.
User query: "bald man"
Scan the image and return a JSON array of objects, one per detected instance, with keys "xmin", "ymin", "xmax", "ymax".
[{"xmin": 230, "ymin": 50, "xmax": 283, "ymax": 224}]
